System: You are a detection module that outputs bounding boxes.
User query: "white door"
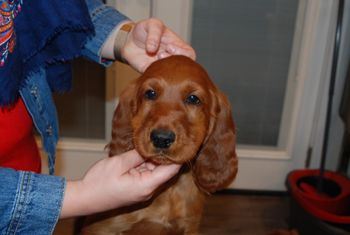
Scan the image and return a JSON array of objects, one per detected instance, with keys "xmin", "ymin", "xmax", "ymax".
[{"xmin": 46, "ymin": 0, "xmax": 340, "ymax": 191}]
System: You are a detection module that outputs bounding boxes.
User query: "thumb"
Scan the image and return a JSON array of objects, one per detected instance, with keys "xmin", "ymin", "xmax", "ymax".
[
  {"xmin": 143, "ymin": 19, "xmax": 163, "ymax": 53},
  {"xmin": 146, "ymin": 164, "xmax": 181, "ymax": 189},
  {"xmin": 116, "ymin": 150, "xmax": 145, "ymax": 172}
]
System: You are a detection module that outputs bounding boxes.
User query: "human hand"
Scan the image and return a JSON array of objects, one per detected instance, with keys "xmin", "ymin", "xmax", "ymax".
[
  {"xmin": 60, "ymin": 150, "xmax": 180, "ymax": 218},
  {"xmin": 122, "ymin": 18, "xmax": 196, "ymax": 73}
]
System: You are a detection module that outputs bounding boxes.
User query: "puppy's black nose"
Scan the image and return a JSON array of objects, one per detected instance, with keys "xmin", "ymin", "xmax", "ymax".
[{"xmin": 150, "ymin": 129, "xmax": 175, "ymax": 149}]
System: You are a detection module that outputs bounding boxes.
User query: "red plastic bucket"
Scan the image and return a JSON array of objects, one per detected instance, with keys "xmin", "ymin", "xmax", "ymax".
[{"xmin": 287, "ymin": 169, "xmax": 350, "ymax": 224}]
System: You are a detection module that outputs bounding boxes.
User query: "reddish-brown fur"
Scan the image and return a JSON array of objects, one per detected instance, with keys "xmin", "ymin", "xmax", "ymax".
[{"xmin": 81, "ymin": 55, "xmax": 238, "ymax": 235}]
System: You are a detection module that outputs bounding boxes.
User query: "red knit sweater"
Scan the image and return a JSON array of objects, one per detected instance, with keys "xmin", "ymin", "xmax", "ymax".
[{"xmin": 0, "ymin": 98, "xmax": 41, "ymax": 173}]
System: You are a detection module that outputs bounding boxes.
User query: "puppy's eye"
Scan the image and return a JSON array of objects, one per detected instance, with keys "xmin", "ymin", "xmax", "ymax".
[
  {"xmin": 144, "ymin": 89, "xmax": 157, "ymax": 100},
  {"xmin": 185, "ymin": 95, "xmax": 201, "ymax": 105}
]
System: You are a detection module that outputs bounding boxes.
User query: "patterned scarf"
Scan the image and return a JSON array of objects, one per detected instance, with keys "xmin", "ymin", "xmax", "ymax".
[{"xmin": 0, "ymin": 0, "xmax": 94, "ymax": 106}]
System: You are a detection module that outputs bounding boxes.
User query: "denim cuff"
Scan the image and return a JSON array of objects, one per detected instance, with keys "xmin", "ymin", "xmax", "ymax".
[
  {"xmin": 1, "ymin": 169, "xmax": 65, "ymax": 235},
  {"xmin": 82, "ymin": 0, "xmax": 129, "ymax": 66}
]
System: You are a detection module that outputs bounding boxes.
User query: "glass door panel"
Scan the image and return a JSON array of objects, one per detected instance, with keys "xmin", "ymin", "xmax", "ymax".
[{"xmin": 191, "ymin": 0, "xmax": 299, "ymax": 147}]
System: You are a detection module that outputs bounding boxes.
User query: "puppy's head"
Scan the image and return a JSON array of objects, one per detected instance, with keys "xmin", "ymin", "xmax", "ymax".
[{"xmin": 110, "ymin": 55, "xmax": 238, "ymax": 192}]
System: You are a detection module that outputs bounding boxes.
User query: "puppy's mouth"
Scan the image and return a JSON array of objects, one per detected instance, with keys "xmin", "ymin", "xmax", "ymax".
[{"xmin": 141, "ymin": 150, "xmax": 178, "ymax": 165}]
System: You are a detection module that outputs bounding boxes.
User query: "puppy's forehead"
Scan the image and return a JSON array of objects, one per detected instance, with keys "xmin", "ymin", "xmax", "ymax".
[{"xmin": 141, "ymin": 55, "xmax": 213, "ymax": 87}]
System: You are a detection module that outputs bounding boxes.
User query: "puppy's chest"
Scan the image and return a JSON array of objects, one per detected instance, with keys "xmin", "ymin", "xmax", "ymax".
[{"xmin": 144, "ymin": 173, "xmax": 206, "ymax": 224}]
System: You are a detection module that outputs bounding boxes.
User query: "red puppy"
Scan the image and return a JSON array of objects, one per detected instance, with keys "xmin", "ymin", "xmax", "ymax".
[{"xmin": 81, "ymin": 55, "xmax": 238, "ymax": 235}]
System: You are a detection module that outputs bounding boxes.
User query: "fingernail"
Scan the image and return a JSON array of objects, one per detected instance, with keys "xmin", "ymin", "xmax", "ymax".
[
  {"xmin": 147, "ymin": 41, "xmax": 157, "ymax": 52},
  {"xmin": 158, "ymin": 52, "xmax": 169, "ymax": 59},
  {"xmin": 167, "ymin": 45, "xmax": 176, "ymax": 54}
]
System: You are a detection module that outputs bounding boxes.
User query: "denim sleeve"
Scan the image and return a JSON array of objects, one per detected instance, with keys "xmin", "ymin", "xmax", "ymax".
[
  {"xmin": 82, "ymin": 0, "xmax": 129, "ymax": 65},
  {"xmin": 0, "ymin": 168, "xmax": 66, "ymax": 235}
]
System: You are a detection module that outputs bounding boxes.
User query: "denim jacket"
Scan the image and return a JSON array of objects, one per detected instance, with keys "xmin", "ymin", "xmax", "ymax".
[{"xmin": 0, "ymin": 0, "xmax": 127, "ymax": 234}]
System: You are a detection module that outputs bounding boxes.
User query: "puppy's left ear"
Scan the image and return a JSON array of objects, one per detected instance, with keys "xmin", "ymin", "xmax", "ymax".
[{"xmin": 193, "ymin": 91, "xmax": 238, "ymax": 193}]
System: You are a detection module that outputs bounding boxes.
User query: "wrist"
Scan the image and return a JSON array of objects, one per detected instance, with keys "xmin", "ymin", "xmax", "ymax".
[
  {"xmin": 113, "ymin": 21, "xmax": 135, "ymax": 63},
  {"xmin": 60, "ymin": 180, "xmax": 87, "ymax": 218}
]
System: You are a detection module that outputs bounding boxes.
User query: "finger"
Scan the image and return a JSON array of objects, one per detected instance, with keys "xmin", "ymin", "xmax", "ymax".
[
  {"xmin": 135, "ymin": 162, "xmax": 147, "ymax": 170},
  {"xmin": 117, "ymin": 150, "xmax": 145, "ymax": 172},
  {"xmin": 166, "ymin": 44, "xmax": 196, "ymax": 60},
  {"xmin": 144, "ymin": 19, "xmax": 164, "ymax": 53},
  {"xmin": 159, "ymin": 30, "xmax": 196, "ymax": 60},
  {"xmin": 157, "ymin": 51, "xmax": 171, "ymax": 60},
  {"xmin": 135, "ymin": 163, "xmax": 150, "ymax": 173},
  {"xmin": 136, "ymin": 162, "xmax": 156, "ymax": 171},
  {"xmin": 145, "ymin": 162, "xmax": 156, "ymax": 171},
  {"xmin": 129, "ymin": 168, "xmax": 141, "ymax": 177}
]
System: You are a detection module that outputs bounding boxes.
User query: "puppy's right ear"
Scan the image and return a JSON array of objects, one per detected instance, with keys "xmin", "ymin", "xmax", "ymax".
[{"xmin": 108, "ymin": 81, "xmax": 137, "ymax": 156}]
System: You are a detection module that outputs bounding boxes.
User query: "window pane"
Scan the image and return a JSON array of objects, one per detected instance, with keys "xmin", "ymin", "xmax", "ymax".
[
  {"xmin": 54, "ymin": 58, "xmax": 106, "ymax": 139},
  {"xmin": 191, "ymin": 0, "xmax": 299, "ymax": 146}
]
